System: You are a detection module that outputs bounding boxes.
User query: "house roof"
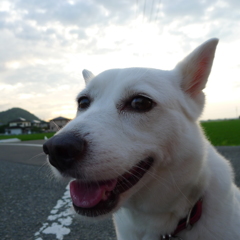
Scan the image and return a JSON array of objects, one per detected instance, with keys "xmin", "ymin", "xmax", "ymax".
[
  {"xmin": 50, "ymin": 116, "xmax": 71, "ymax": 121},
  {"xmin": 40, "ymin": 120, "xmax": 49, "ymax": 124},
  {"xmin": 8, "ymin": 117, "xmax": 29, "ymax": 123},
  {"xmin": 32, "ymin": 120, "xmax": 41, "ymax": 123}
]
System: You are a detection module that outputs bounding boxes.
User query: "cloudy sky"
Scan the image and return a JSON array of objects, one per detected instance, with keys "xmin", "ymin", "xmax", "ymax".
[{"xmin": 0, "ymin": 0, "xmax": 239, "ymax": 121}]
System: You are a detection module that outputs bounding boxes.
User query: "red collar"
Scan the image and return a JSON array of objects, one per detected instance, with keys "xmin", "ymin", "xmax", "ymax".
[{"xmin": 161, "ymin": 198, "xmax": 203, "ymax": 239}]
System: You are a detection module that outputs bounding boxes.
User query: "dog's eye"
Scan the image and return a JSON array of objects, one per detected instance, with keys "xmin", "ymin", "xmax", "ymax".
[
  {"xmin": 130, "ymin": 96, "xmax": 154, "ymax": 112},
  {"xmin": 78, "ymin": 97, "xmax": 90, "ymax": 110}
]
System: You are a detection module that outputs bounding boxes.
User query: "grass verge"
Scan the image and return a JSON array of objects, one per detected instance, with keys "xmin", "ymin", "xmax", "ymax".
[{"xmin": 0, "ymin": 132, "xmax": 55, "ymax": 141}]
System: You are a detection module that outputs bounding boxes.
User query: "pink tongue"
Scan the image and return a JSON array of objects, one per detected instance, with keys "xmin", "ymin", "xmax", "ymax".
[{"xmin": 70, "ymin": 179, "xmax": 117, "ymax": 208}]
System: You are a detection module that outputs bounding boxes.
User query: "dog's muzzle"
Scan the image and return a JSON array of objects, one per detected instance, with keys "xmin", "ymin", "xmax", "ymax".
[{"xmin": 43, "ymin": 133, "xmax": 154, "ymax": 217}]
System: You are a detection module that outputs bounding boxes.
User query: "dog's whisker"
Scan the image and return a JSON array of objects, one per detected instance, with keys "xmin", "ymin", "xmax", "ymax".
[
  {"xmin": 138, "ymin": 166, "xmax": 192, "ymax": 205},
  {"xmin": 29, "ymin": 152, "xmax": 45, "ymax": 162},
  {"xmin": 168, "ymin": 169, "xmax": 193, "ymax": 206},
  {"xmin": 109, "ymin": 166, "xmax": 135, "ymax": 189},
  {"xmin": 36, "ymin": 161, "xmax": 49, "ymax": 173},
  {"xmin": 134, "ymin": 164, "xmax": 170, "ymax": 187}
]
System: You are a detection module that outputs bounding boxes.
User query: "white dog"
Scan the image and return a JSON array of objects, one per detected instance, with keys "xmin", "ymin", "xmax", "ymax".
[{"xmin": 43, "ymin": 38, "xmax": 240, "ymax": 240}]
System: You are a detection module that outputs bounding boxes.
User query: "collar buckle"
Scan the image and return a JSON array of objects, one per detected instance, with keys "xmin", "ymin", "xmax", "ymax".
[{"xmin": 160, "ymin": 235, "xmax": 183, "ymax": 240}]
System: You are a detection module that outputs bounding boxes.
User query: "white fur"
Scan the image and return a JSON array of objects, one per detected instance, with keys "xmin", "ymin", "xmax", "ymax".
[{"xmin": 57, "ymin": 38, "xmax": 240, "ymax": 239}]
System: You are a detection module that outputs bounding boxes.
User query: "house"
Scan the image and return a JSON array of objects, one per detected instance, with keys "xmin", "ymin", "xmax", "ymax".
[
  {"xmin": 31, "ymin": 120, "xmax": 41, "ymax": 127},
  {"xmin": 40, "ymin": 120, "xmax": 49, "ymax": 130},
  {"xmin": 31, "ymin": 120, "xmax": 50, "ymax": 131},
  {"xmin": 5, "ymin": 117, "xmax": 32, "ymax": 135},
  {"xmin": 49, "ymin": 116, "xmax": 71, "ymax": 132}
]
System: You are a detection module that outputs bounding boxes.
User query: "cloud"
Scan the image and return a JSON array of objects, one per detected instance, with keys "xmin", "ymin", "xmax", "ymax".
[
  {"xmin": 162, "ymin": 0, "xmax": 212, "ymax": 19},
  {"xmin": 0, "ymin": 0, "xmax": 239, "ymax": 120},
  {"xmin": 12, "ymin": 0, "xmax": 136, "ymax": 28}
]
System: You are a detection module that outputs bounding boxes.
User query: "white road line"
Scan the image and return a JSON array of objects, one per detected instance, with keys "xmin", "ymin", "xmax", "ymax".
[
  {"xmin": 34, "ymin": 184, "xmax": 74, "ymax": 240},
  {"xmin": 0, "ymin": 143, "xmax": 42, "ymax": 147}
]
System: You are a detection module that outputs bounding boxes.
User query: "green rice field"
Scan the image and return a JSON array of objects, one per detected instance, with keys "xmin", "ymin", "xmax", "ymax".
[
  {"xmin": 0, "ymin": 119, "xmax": 239, "ymax": 146},
  {"xmin": 201, "ymin": 119, "xmax": 240, "ymax": 146}
]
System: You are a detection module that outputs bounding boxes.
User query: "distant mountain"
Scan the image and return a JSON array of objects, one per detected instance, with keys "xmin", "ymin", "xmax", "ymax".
[{"xmin": 0, "ymin": 107, "xmax": 41, "ymax": 125}]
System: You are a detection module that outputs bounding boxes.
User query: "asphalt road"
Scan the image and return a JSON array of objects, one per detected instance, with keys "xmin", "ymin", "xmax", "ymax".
[
  {"xmin": 0, "ymin": 141, "xmax": 116, "ymax": 240},
  {"xmin": 0, "ymin": 141, "xmax": 239, "ymax": 240}
]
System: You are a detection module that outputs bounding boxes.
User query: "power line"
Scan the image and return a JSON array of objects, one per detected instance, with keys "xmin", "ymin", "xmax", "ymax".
[
  {"xmin": 135, "ymin": 0, "xmax": 139, "ymax": 20},
  {"xmin": 155, "ymin": 0, "xmax": 162, "ymax": 23},
  {"xmin": 149, "ymin": 0, "xmax": 155, "ymax": 23},
  {"xmin": 142, "ymin": 0, "xmax": 147, "ymax": 23}
]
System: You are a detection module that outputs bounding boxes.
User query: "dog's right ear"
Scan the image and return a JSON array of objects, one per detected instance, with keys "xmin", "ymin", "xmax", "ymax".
[
  {"xmin": 174, "ymin": 38, "xmax": 219, "ymax": 120},
  {"xmin": 82, "ymin": 69, "xmax": 95, "ymax": 84}
]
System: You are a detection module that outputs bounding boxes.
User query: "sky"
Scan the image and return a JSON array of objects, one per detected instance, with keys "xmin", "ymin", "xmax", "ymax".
[{"xmin": 0, "ymin": 0, "xmax": 239, "ymax": 121}]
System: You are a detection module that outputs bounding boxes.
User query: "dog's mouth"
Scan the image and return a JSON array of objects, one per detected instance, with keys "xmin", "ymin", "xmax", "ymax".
[{"xmin": 69, "ymin": 157, "xmax": 154, "ymax": 217}]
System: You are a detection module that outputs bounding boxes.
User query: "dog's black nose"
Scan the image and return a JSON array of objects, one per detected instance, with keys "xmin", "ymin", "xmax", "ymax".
[{"xmin": 43, "ymin": 133, "xmax": 86, "ymax": 172}]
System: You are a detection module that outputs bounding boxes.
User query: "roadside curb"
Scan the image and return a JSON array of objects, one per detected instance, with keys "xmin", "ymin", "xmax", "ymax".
[{"xmin": 0, "ymin": 138, "xmax": 21, "ymax": 143}]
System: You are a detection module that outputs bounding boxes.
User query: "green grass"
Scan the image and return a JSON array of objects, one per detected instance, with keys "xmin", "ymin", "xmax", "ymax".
[
  {"xmin": 0, "ymin": 119, "xmax": 239, "ymax": 146},
  {"xmin": 201, "ymin": 119, "xmax": 240, "ymax": 146},
  {"xmin": 0, "ymin": 132, "xmax": 55, "ymax": 141}
]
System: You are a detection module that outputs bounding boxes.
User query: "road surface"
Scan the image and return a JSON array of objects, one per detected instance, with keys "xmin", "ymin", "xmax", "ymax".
[{"xmin": 0, "ymin": 140, "xmax": 239, "ymax": 240}]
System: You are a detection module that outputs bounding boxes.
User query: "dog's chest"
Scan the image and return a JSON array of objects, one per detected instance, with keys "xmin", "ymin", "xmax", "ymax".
[{"xmin": 113, "ymin": 208, "xmax": 173, "ymax": 240}]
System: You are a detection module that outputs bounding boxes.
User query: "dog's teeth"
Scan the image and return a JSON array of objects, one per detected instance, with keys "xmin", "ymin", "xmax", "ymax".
[
  {"xmin": 102, "ymin": 191, "xmax": 110, "ymax": 201},
  {"xmin": 102, "ymin": 191, "xmax": 108, "ymax": 200}
]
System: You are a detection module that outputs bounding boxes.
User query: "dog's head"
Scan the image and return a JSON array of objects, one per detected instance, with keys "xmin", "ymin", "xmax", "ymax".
[{"xmin": 43, "ymin": 39, "xmax": 218, "ymax": 219}]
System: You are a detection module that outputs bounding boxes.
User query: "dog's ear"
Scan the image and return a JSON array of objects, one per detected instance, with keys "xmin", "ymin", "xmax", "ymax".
[
  {"xmin": 175, "ymin": 38, "xmax": 219, "ymax": 97},
  {"xmin": 82, "ymin": 69, "xmax": 95, "ymax": 84}
]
